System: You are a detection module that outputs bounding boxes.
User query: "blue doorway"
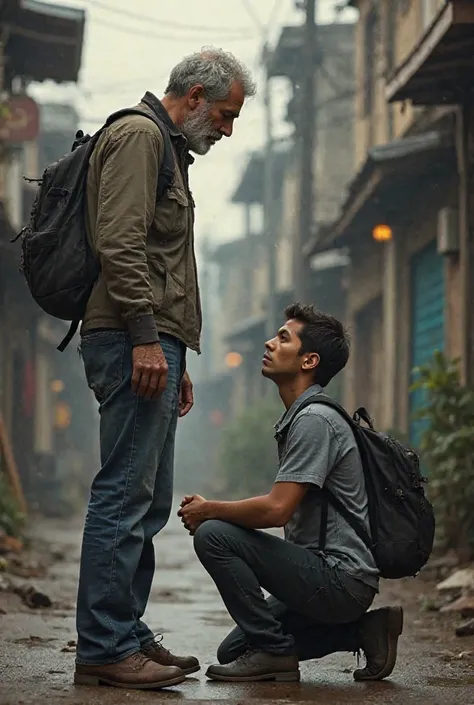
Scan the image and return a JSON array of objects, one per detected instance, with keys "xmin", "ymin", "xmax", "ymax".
[{"xmin": 409, "ymin": 240, "xmax": 445, "ymax": 449}]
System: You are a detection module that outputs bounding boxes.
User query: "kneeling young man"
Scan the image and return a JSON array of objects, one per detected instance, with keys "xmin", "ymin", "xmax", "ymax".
[{"xmin": 179, "ymin": 304, "xmax": 403, "ymax": 683}]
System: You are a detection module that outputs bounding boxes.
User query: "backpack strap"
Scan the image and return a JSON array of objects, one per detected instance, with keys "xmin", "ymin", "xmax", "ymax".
[
  {"xmin": 103, "ymin": 107, "xmax": 175, "ymax": 201},
  {"xmin": 56, "ymin": 109, "xmax": 177, "ymax": 352},
  {"xmin": 295, "ymin": 393, "xmax": 358, "ymax": 427},
  {"xmin": 57, "ymin": 321, "xmax": 79, "ymax": 353},
  {"xmin": 290, "ymin": 393, "xmax": 375, "ymax": 553}
]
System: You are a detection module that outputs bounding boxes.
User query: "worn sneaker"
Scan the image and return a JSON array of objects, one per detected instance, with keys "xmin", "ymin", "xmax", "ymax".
[
  {"xmin": 74, "ymin": 651, "xmax": 185, "ymax": 689},
  {"xmin": 142, "ymin": 635, "xmax": 200, "ymax": 676},
  {"xmin": 206, "ymin": 650, "xmax": 300, "ymax": 682},
  {"xmin": 353, "ymin": 606, "xmax": 404, "ymax": 681}
]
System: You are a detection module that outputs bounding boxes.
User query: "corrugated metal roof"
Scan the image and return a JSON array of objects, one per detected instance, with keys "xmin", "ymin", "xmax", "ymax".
[
  {"xmin": 368, "ymin": 131, "xmax": 445, "ymax": 163},
  {"xmin": 21, "ymin": 0, "xmax": 85, "ymax": 23}
]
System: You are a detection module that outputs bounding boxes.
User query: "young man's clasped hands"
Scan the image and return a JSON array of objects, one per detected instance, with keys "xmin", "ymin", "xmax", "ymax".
[{"xmin": 178, "ymin": 495, "xmax": 207, "ymax": 535}]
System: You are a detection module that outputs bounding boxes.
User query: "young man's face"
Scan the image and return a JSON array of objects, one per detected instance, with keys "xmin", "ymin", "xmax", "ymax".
[{"xmin": 262, "ymin": 319, "xmax": 319, "ymax": 381}]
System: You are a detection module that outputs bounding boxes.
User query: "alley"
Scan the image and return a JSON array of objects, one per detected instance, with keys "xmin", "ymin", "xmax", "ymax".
[{"xmin": 0, "ymin": 506, "xmax": 473, "ymax": 705}]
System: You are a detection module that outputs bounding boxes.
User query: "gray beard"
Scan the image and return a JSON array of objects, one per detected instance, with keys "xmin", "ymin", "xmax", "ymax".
[{"xmin": 181, "ymin": 103, "xmax": 221, "ymax": 155}]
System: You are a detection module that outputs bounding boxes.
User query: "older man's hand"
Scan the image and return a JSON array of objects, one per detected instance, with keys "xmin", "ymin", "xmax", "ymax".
[
  {"xmin": 179, "ymin": 371, "xmax": 194, "ymax": 417},
  {"xmin": 178, "ymin": 494, "xmax": 208, "ymax": 536}
]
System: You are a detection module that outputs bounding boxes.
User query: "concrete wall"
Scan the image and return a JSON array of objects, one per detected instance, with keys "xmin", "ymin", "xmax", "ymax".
[
  {"xmin": 344, "ymin": 180, "xmax": 459, "ymax": 434},
  {"xmin": 342, "ymin": 0, "xmax": 462, "ymax": 432},
  {"xmin": 342, "ymin": 239, "xmax": 383, "ymax": 414}
]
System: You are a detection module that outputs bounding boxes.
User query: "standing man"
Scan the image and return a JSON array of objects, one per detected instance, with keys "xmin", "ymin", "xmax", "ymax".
[
  {"xmin": 179, "ymin": 304, "xmax": 403, "ymax": 683},
  {"xmin": 74, "ymin": 49, "xmax": 256, "ymax": 691}
]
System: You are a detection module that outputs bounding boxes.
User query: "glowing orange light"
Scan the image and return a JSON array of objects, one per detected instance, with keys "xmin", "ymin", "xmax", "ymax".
[
  {"xmin": 372, "ymin": 224, "xmax": 392, "ymax": 242},
  {"xmin": 225, "ymin": 352, "xmax": 243, "ymax": 369},
  {"xmin": 55, "ymin": 402, "xmax": 71, "ymax": 429},
  {"xmin": 51, "ymin": 379, "xmax": 65, "ymax": 394}
]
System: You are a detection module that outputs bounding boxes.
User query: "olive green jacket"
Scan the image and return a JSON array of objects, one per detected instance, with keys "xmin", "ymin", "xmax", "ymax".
[{"xmin": 81, "ymin": 92, "xmax": 201, "ymax": 352}]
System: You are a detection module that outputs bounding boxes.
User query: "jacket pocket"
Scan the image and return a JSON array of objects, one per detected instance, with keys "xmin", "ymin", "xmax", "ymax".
[
  {"xmin": 155, "ymin": 185, "xmax": 189, "ymax": 235},
  {"xmin": 148, "ymin": 258, "xmax": 186, "ymax": 315}
]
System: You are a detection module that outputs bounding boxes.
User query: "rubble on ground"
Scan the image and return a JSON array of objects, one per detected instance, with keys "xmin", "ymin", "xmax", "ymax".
[
  {"xmin": 421, "ymin": 561, "xmax": 474, "ymax": 637},
  {"xmin": 420, "ymin": 551, "xmax": 460, "ymax": 582},
  {"xmin": 436, "ymin": 568, "xmax": 474, "ymax": 595},
  {"xmin": 0, "ymin": 532, "xmax": 23, "ymax": 555},
  {"xmin": 0, "ymin": 536, "xmax": 54, "ymax": 611},
  {"xmin": 456, "ymin": 619, "xmax": 474, "ymax": 637},
  {"xmin": 61, "ymin": 640, "xmax": 77, "ymax": 653}
]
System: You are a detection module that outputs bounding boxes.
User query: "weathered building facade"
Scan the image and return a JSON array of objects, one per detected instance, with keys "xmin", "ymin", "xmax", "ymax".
[
  {"xmin": 308, "ymin": 0, "xmax": 472, "ymax": 445},
  {"xmin": 0, "ymin": 1, "xmax": 96, "ymax": 513}
]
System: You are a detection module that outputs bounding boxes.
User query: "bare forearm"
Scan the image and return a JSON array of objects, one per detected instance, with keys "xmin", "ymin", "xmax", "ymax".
[{"xmin": 203, "ymin": 496, "xmax": 283, "ymax": 529}]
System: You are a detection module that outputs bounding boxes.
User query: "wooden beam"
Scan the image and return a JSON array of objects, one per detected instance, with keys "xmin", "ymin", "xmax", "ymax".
[
  {"xmin": 0, "ymin": 413, "xmax": 27, "ymax": 515},
  {"xmin": 331, "ymin": 169, "xmax": 383, "ymax": 244},
  {"xmin": 386, "ymin": 3, "xmax": 454, "ymax": 102},
  {"xmin": 456, "ymin": 105, "xmax": 470, "ymax": 385}
]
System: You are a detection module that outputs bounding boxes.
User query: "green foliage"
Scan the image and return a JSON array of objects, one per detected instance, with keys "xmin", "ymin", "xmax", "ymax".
[
  {"xmin": 0, "ymin": 103, "xmax": 10, "ymax": 122},
  {"xmin": 411, "ymin": 351, "xmax": 474, "ymax": 559},
  {"xmin": 0, "ymin": 472, "xmax": 25, "ymax": 538},
  {"xmin": 217, "ymin": 399, "xmax": 282, "ymax": 497}
]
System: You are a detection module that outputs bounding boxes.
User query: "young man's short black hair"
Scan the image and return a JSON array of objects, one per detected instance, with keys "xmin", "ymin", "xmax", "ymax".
[{"xmin": 284, "ymin": 302, "xmax": 350, "ymax": 388}]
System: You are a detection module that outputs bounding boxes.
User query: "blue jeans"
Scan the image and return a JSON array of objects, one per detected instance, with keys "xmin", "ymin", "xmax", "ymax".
[{"xmin": 76, "ymin": 331, "xmax": 185, "ymax": 665}]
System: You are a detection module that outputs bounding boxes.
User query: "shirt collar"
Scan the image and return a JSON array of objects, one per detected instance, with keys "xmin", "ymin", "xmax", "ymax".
[
  {"xmin": 141, "ymin": 91, "xmax": 195, "ymax": 165},
  {"xmin": 274, "ymin": 384, "xmax": 324, "ymax": 435}
]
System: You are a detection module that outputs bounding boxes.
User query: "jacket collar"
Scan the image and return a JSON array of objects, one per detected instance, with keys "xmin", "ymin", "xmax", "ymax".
[
  {"xmin": 141, "ymin": 91, "xmax": 195, "ymax": 165},
  {"xmin": 274, "ymin": 384, "xmax": 324, "ymax": 438}
]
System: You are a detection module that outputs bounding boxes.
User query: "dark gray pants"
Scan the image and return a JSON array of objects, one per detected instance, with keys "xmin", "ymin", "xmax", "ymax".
[{"xmin": 193, "ymin": 520, "xmax": 376, "ymax": 659}]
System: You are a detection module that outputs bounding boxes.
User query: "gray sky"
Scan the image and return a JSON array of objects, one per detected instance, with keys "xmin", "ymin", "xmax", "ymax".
[{"xmin": 32, "ymin": 0, "xmax": 356, "ymax": 249}]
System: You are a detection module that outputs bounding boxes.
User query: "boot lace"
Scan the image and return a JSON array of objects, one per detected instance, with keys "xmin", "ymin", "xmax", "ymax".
[
  {"xmin": 234, "ymin": 649, "xmax": 256, "ymax": 666},
  {"xmin": 131, "ymin": 651, "xmax": 149, "ymax": 669},
  {"xmin": 148, "ymin": 633, "xmax": 170, "ymax": 655}
]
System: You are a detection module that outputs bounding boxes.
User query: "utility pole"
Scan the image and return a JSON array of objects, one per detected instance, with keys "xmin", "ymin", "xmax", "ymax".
[
  {"xmin": 295, "ymin": 0, "xmax": 317, "ymax": 302},
  {"xmin": 263, "ymin": 42, "xmax": 277, "ymax": 343}
]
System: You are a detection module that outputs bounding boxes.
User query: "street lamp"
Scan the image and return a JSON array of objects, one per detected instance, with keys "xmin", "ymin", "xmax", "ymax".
[
  {"xmin": 225, "ymin": 352, "xmax": 243, "ymax": 369},
  {"xmin": 372, "ymin": 224, "xmax": 393, "ymax": 242}
]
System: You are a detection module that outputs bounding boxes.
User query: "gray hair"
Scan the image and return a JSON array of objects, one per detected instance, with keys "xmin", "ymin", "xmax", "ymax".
[{"xmin": 165, "ymin": 47, "xmax": 257, "ymax": 102}]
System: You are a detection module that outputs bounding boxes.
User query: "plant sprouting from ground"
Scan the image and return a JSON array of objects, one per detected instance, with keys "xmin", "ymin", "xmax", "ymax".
[
  {"xmin": 411, "ymin": 351, "xmax": 474, "ymax": 560},
  {"xmin": 0, "ymin": 472, "xmax": 25, "ymax": 538}
]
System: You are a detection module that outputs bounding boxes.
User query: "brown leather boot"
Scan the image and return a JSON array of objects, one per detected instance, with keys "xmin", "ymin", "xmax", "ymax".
[
  {"xmin": 206, "ymin": 650, "xmax": 300, "ymax": 682},
  {"xmin": 74, "ymin": 651, "xmax": 185, "ymax": 689},
  {"xmin": 353, "ymin": 606, "xmax": 404, "ymax": 681},
  {"xmin": 142, "ymin": 636, "xmax": 200, "ymax": 675}
]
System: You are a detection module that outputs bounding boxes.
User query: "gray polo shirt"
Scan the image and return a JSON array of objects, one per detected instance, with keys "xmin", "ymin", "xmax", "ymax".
[{"xmin": 275, "ymin": 385, "xmax": 379, "ymax": 589}]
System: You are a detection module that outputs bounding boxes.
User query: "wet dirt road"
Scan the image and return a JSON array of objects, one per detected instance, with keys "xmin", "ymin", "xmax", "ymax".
[{"xmin": 0, "ymin": 506, "xmax": 473, "ymax": 705}]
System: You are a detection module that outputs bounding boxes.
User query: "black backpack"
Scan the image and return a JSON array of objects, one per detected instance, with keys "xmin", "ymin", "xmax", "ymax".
[
  {"xmin": 17, "ymin": 106, "xmax": 175, "ymax": 352},
  {"xmin": 291, "ymin": 394, "xmax": 435, "ymax": 579}
]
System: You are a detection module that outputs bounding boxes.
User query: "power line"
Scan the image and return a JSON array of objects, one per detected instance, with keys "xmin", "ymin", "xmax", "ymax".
[
  {"xmin": 239, "ymin": 0, "xmax": 265, "ymax": 33},
  {"xmin": 90, "ymin": 14, "xmax": 256, "ymax": 43},
  {"xmin": 267, "ymin": 0, "xmax": 286, "ymax": 33},
  {"xmin": 87, "ymin": 0, "xmax": 257, "ymax": 37}
]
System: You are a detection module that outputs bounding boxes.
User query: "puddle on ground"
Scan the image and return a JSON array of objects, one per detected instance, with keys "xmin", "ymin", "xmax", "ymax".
[
  {"xmin": 13, "ymin": 636, "xmax": 57, "ymax": 647},
  {"xmin": 427, "ymin": 675, "xmax": 474, "ymax": 687},
  {"xmin": 200, "ymin": 612, "xmax": 234, "ymax": 627},
  {"xmin": 150, "ymin": 588, "xmax": 193, "ymax": 603}
]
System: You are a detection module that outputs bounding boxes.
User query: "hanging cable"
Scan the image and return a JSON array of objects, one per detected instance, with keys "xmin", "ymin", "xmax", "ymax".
[{"xmin": 86, "ymin": 0, "xmax": 256, "ymax": 37}]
